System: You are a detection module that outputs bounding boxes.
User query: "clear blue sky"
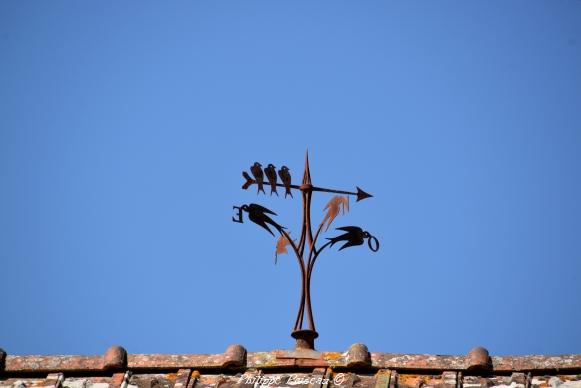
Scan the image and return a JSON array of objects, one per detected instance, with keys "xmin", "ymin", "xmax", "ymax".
[{"xmin": 1, "ymin": 1, "xmax": 580, "ymax": 356}]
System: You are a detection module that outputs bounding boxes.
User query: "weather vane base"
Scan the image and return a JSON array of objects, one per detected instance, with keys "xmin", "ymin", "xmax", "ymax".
[{"xmin": 292, "ymin": 329, "xmax": 319, "ymax": 350}]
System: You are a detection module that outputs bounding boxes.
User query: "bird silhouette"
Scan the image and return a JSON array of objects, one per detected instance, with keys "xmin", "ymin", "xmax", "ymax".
[
  {"xmin": 242, "ymin": 203, "xmax": 284, "ymax": 236},
  {"xmin": 264, "ymin": 164, "xmax": 279, "ymax": 196},
  {"xmin": 327, "ymin": 226, "xmax": 370, "ymax": 251},
  {"xmin": 250, "ymin": 162, "xmax": 266, "ymax": 194},
  {"xmin": 278, "ymin": 165, "xmax": 293, "ymax": 198}
]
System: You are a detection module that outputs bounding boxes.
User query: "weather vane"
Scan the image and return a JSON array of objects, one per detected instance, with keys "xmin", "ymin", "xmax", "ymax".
[{"xmin": 233, "ymin": 151, "xmax": 379, "ymax": 350}]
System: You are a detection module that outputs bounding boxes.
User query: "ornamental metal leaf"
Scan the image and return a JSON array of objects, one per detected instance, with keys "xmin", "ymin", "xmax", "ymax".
[
  {"xmin": 320, "ymin": 195, "xmax": 349, "ymax": 231},
  {"xmin": 275, "ymin": 233, "xmax": 292, "ymax": 263}
]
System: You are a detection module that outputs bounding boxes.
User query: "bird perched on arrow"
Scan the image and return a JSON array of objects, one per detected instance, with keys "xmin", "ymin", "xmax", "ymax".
[
  {"xmin": 327, "ymin": 226, "xmax": 370, "ymax": 251},
  {"xmin": 278, "ymin": 165, "xmax": 293, "ymax": 198},
  {"xmin": 264, "ymin": 163, "xmax": 279, "ymax": 196},
  {"xmin": 241, "ymin": 203, "xmax": 285, "ymax": 236},
  {"xmin": 250, "ymin": 162, "xmax": 266, "ymax": 194}
]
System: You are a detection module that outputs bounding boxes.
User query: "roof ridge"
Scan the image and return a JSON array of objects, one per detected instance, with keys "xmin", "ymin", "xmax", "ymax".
[{"xmin": 2, "ymin": 345, "xmax": 581, "ymax": 374}]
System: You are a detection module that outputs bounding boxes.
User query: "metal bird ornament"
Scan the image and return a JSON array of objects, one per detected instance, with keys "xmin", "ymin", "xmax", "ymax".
[
  {"xmin": 241, "ymin": 203, "xmax": 284, "ymax": 236},
  {"xmin": 327, "ymin": 226, "xmax": 369, "ymax": 250},
  {"xmin": 233, "ymin": 152, "xmax": 379, "ymax": 351},
  {"xmin": 327, "ymin": 226, "xmax": 379, "ymax": 252},
  {"xmin": 264, "ymin": 163, "xmax": 279, "ymax": 196},
  {"xmin": 250, "ymin": 162, "xmax": 266, "ymax": 194},
  {"xmin": 278, "ymin": 165, "xmax": 293, "ymax": 198}
]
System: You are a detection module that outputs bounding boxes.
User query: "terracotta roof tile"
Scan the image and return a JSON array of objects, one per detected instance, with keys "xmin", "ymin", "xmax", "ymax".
[{"xmin": 2, "ymin": 345, "xmax": 580, "ymax": 388}]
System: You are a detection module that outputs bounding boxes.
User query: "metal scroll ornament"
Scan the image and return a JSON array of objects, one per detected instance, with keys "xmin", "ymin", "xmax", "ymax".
[{"xmin": 232, "ymin": 152, "xmax": 379, "ymax": 350}]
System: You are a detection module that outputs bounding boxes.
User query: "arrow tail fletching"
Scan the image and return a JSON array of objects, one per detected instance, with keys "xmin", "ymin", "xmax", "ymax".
[{"xmin": 242, "ymin": 171, "xmax": 254, "ymax": 190}]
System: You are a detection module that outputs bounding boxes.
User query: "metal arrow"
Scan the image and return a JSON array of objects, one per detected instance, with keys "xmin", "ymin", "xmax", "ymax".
[{"xmin": 242, "ymin": 173, "xmax": 372, "ymax": 202}]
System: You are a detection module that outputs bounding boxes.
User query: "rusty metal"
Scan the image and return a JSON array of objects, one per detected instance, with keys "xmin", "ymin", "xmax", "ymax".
[
  {"xmin": 234, "ymin": 151, "xmax": 379, "ymax": 350},
  {"xmin": 241, "ymin": 167, "xmax": 372, "ymax": 201},
  {"xmin": 264, "ymin": 163, "xmax": 279, "ymax": 196}
]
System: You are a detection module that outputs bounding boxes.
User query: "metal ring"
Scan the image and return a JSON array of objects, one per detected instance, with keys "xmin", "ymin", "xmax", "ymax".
[{"xmin": 367, "ymin": 235, "xmax": 380, "ymax": 252}]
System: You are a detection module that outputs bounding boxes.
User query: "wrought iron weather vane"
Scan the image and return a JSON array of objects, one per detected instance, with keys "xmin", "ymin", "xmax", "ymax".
[{"xmin": 233, "ymin": 151, "xmax": 379, "ymax": 350}]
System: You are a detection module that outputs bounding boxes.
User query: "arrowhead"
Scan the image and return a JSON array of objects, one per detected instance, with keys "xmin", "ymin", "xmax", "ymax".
[{"xmin": 356, "ymin": 187, "xmax": 373, "ymax": 202}]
